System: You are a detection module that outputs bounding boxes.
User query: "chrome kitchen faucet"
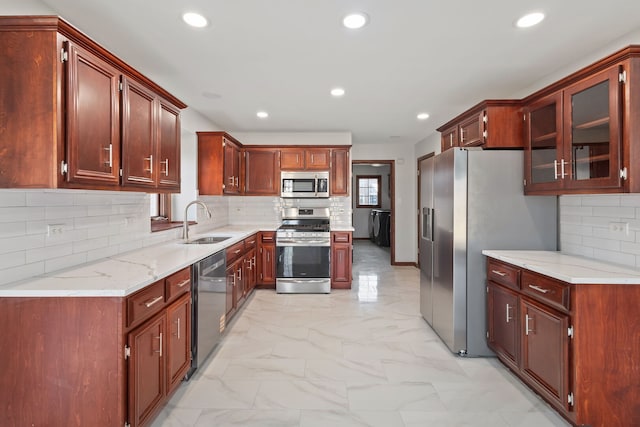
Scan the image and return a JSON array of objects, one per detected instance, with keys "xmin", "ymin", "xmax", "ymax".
[{"xmin": 183, "ymin": 200, "xmax": 212, "ymax": 241}]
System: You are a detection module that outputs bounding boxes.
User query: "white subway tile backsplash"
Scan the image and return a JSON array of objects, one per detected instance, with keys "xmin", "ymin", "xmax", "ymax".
[
  {"xmin": 592, "ymin": 248, "xmax": 636, "ymax": 267},
  {"xmin": 0, "ymin": 235, "xmax": 44, "ymax": 255},
  {"xmin": 592, "ymin": 206, "xmax": 635, "ymax": 218},
  {"xmin": 27, "ymin": 243, "xmax": 73, "ymax": 264},
  {"xmin": 0, "ymin": 206, "xmax": 46, "ymax": 223},
  {"xmin": 46, "ymin": 205, "xmax": 88, "ymax": 219},
  {"xmin": 26, "ymin": 191, "xmax": 75, "ymax": 206},
  {"xmin": 0, "ymin": 221, "xmax": 26, "ymax": 238},
  {"xmin": 45, "ymin": 253, "xmax": 88, "ymax": 274},
  {"xmin": 73, "ymin": 237, "xmax": 109, "ymax": 254},
  {"xmin": 0, "ymin": 262, "xmax": 45, "ymax": 287},
  {"xmin": 0, "ymin": 191, "xmax": 26, "ymax": 207},
  {"xmin": 0, "ymin": 251, "xmax": 26, "ymax": 270},
  {"xmin": 559, "ymin": 194, "xmax": 640, "ymax": 269}
]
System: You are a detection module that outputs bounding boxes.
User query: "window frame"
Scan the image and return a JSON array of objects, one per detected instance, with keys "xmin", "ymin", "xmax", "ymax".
[{"xmin": 356, "ymin": 175, "xmax": 382, "ymax": 208}]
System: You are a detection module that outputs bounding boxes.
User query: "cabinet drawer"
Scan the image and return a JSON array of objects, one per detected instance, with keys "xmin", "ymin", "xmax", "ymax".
[
  {"xmin": 487, "ymin": 260, "xmax": 520, "ymax": 290},
  {"xmin": 521, "ymin": 271, "xmax": 570, "ymax": 312},
  {"xmin": 165, "ymin": 267, "xmax": 191, "ymax": 302},
  {"xmin": 226, "ymin": 240, "xmax": 245, "ymax": 264},
  {"xmin": 244, "ymin": 234, "xmax": 257, "ymax": 250},
  {"xmin": 127, "ymin": 280, "xmax": 166, "ymax": 327},
  {"xmin": 332, "ymin": 232, "xmax": 351, "ymax": 243},
  {"xmin": 260, "ymin": 232, "xmax": 275, "ymax": 243}
]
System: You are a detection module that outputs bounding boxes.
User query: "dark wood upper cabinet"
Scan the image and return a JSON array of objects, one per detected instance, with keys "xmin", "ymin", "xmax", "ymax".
[
  {"xmin": 280, "ymin": 148, "xmax": 305, "ymax": 170},
  {"xmin": 331, "ymin": 148, "xmax": 350, "ymax": 196},
  {"xmin": 0, "ymin": 16, "xmax": 185, "ymax": 192},
  {"xmin": 121, "ymin": 76, "xmax": 156, "ymax": 188},
  {"xmin": 65, "ymin": 41, "xmax": 121, "ymax": 186},
  {"xmin": 305, "ymin": 148, "xmax": 331, "ymax": 169},
  {"xmin": 244, "ymin": 148, "xmax": 280, "ymax": 195},
  {"xmin": 197, "ymin": 131, "xmax": 242, "ymax": 195},
  {"xmin": 437, "ymin": 101, "xmax": 524, "ymax": 151},
  {"xmin": 157, "ymin": 100, "xmax": 181, "ymax": 190},
  {"xmin": 524, "ymin": 65, "xmax": 623, "ymax": 194}
]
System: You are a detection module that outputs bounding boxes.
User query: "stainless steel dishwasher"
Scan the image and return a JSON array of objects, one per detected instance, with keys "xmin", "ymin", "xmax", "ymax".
[{"xmin": 186, "ymin": 250, "xmax": 226, "ymax": 379}]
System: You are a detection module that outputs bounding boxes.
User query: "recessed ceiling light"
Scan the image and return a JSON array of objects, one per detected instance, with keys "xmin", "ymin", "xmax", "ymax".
[
  {"xmin": 183, "ymin": 12, "xmax": 208, "ymax": 28},
  {"xmin": 256, "ymin": 111, "xmax": 269, "ymax": 119},
  {"xmin": 331, "ymin": 87, "xmax": 345, "ymax": 97},
  {"xmin": 343, "ymin": 13, "xmax": 368, "ymax": 29},
  {"xmin": 417, "ymin": 113, "xmax": 430, "ymax": 120},
  {"xmin": 515, "ymin": 12, "xmax": 545, "ymax": 28}
]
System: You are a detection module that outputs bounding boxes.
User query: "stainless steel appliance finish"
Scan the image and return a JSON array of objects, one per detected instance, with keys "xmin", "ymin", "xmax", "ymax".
[
  {"xmin": 276, "ymin": 207, "xmax": 331, "ymax": 293},
  {"xmin": 281, "ymin": 171, "xmax": 330, "ymax": 198},
  {"xmin": 186, "ymin": 250, "xmax": 226, "ymax": 379},
  {"xmin": 419, "ymin": 148, "xmax": 557, "ymax": 356}
]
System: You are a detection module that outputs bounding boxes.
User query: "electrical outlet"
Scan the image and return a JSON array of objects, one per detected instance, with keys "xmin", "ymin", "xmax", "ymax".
[
  {"xmin": 608, "ymin": 222, "xmax": 629, "ymax": 236},
  {"xmin": 47, "ymin": 224, "xmax": 64, "ymax": 236}
]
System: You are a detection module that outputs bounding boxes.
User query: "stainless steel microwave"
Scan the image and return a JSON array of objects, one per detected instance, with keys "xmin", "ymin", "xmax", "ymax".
[{"xmin": 281, "ymin": 171, "xmax": 329, "ymax": 198}]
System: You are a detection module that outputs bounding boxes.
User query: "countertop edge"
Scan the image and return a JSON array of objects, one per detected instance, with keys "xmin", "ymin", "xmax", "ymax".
[{"xmin": 482, "ymin": 250, "xmax": 640, "ymax": 285}]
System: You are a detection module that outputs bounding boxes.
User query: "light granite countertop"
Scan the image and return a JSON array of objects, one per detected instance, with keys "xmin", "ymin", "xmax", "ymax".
[
  {"xmin": 482, "ymin": 250, "xmax": 640, "ymax": 285},
  {"xmin": 0, "ymin": 224, "xmax": 277, "ymax": 298}
]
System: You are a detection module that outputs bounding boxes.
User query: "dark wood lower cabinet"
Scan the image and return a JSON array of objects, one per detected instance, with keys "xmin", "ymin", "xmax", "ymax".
[
  {"xmin": 331, "ymin": 231, "xmax": 352, "ymax": 288},
  {"xmin": 257, "ymin": 231, "xmax": 276, "ymax": 288},
  {"xmin": 166, "ymin": 293, "xmax": 191, "ymax": 394},
  {"xmin": 128, "ymin": 313, "xmax": 166, "ymax": 427},
  {"xmin": 487, "ymin": 282, "xmax": 519, "ymax": 370},
  {"xmin": 520, "ymin": 298, "xmax": 570, "ymax": 411},
  {"xmin": 486, "ymin": 257, "xmax": 640, "ymax": 427}
]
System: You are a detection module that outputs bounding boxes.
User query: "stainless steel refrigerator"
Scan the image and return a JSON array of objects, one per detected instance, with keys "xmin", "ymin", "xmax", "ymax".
[{"xmin": 419, "ymin": 148, "xmax": 557, "ymax": 356}]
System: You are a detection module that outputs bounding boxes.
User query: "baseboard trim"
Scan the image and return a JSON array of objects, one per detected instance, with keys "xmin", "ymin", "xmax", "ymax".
[{"xmin": 392, "ymin": 261, "xmax": 417, "ymax": 267}]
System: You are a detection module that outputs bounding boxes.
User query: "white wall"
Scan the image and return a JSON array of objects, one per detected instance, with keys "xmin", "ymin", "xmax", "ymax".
[
  {"xmin": 230, "ymin": 132, "xmax": 351, "ymax": 146},
  {"xmin": 352, "ymin": 164, "xmax": 391, "ymax": 239},
  {"xmin": 351, "ymin": 143, "xmax": 416, "ymax": 263}
]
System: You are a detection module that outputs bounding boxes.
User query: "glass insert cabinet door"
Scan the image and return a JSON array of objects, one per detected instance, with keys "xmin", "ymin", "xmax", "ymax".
[
  {"xmin": 525, "ymin": 65, "xmax": 622, "ymax": 192},
  {"xmin": 563, "ymin": 66, "xmax": 621, "ymax": 189},
  {"xmin": 526, "ymin": 92, "xmax": 563, "ymax": 189}
]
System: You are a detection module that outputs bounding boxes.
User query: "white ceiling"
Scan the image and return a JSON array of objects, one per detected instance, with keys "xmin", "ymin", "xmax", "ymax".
[{"xmin": 24, "ymin": 1, "xmax": 640, "ymax": 144}]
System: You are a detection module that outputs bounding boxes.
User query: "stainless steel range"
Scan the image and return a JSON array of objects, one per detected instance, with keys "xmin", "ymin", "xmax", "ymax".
[{"xmin": 276, "ymin": 207, "xmax": 331, "ymax": 293}]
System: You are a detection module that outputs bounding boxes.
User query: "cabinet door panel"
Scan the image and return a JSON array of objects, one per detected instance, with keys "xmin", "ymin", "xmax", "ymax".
[
  {"xmin": 166, "ymin": 294, "xmax": 191, "ymax": 394},
  {"xmin": 564, "ymin": 66, "xmax": 621, "ymax": 190},
  {"xmin": 66, "ymin": 41, "xmax": 121, "ymax": 186},
  {"xmin": 487, "ymin": 283, "xmax": 519, "ymax": 368},
  {"xmin": 244, "ymin": 149, "xmax": 280, "ymax": 195},
  {"xmin": 524, "ymin": 92, "xmax": 564, "ymax": 193},
  {"xmin": 157, "ymin": 100, "xmax": 181, "ymax": 190},
  {"xmin": 441, "ymin": 126, "xmax": 458, "ymax": 152},
  {"xmin": 331, "ymin": 149, "xmax": 349, "ymax": 196},
  {"xmin": 520, "ymin": 299, "xmax": 570, "ymax": 410},
  {"xmin": 128, "ymin": 314, "xmax": 165, "ymax": 427},
  {"xmin": 280, "ymin": 148, "xmax": 305, "ymax": 170},
  {"xmin": 458, "ymin": 112, "xmax": 483, "ymax": 146},
  {"xmin": 305, "ymin": 149, "xmax": 331, "ymax": 169},
  {"xmin": 223, "ymin": 141, "xmax": 241, "ymax": 194},
  {"xmin": 122, "ymin": 77, "xmax": 156, "ymax": 187},
  {"xmin": 258, "ymin": 242, "xmax": 276, "ymax": 286}
]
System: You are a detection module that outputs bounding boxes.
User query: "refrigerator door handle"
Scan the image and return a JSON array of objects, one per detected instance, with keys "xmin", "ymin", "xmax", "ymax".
[{"xmin": 423, "ymin": 207, "xmax": 435, "ymax": 242}]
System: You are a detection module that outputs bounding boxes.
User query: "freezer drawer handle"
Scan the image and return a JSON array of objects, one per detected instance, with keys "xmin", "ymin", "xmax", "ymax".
[
  {"xmin": 528, "ymin": 284, "xmax": 550, "ymax": 294},
  {"xmin": 491, "ymin": 270, "xmax": 507, "ymax": 277}
]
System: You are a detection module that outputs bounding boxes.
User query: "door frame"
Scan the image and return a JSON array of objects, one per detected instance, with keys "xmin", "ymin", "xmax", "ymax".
[
  {"xmin": 351, "ymin": 160, "xmax": 396, "ymax": 265},
  {"xmin": 417, "ymin": 152, "xmax": 436, "ymax": 269}
]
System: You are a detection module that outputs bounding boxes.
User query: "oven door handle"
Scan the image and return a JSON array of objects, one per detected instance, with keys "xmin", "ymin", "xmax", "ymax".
[
  {"xmin": 282, "ymin": 279, "xmax": 329, "ymax": 284},
  {"xmin": 276, "ymin": 240, "xmax": 330, "ymax": 246}
]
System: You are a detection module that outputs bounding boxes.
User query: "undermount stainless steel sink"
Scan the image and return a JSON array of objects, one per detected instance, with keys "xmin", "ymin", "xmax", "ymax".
[{"xmin": 185, "ymin": 236, "xmax": 232, "ymax": 244}]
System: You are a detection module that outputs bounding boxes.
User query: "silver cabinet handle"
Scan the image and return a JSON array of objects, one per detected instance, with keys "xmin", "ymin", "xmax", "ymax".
[
  {"xmin": 561, "ymin": 159, "xmax": 569, "ymax": 178},
  {"xmin": 176, "ymin": 279, "xmax": 190, "ymax": 288},
  {"xmin": 235, "ymin": 176, "xmax": 239, "ymax": 187},
  {"xmin": 528, "ymin": 284, "xmax": 550, "ymax": 294},
  {"xmin": 234, "ymin": 249, "xmax": 241, "ymax": 254},
  {"xmin": 161, "ymin": 158, "xmax": 169, "ymax": 176},
  {"xmin": 491, "ymin": 270, "xmax": 507, "ymax": 277},
  {"xmin": 449, "ymin": 133, "xmax": 454, "ymax": 147},
  {"xmin": 460, "ymin": 128, "xmax": 465, "ymax": 143},
  {"xmin": 144, "ymin": 295, "xmax": 163, "ymax": 308},
  {"xmin": 155, "ymin": 332, "xmax": 163, "ymax": 356},
  {"xmin": 237, "ymin": 267, "xmax": 242, "ymax": 281},
  {"xmin": 525, "ymin": 314, "xmax": 534, "ymax": 335},
  {"xmin": 177, "ymin": 317, "xmax": 181, "ymax": 340},
  {"xmin": 104, "ymin": 144, "xmax": 113, "ymax": 168},
  {"xmin": 228, "ymin": 176, "xmax": 234, "ymax": 185},
  {"xmin": 145, "ymin": 155, "xmax": 153, "ymax": 174},
  {"xmin": 506, "ymin": 303, "xmax": 512, "ymax": 323},
  {"xmin": 554, "ymin": 160, "xmax": 559, "ymax": 180}
]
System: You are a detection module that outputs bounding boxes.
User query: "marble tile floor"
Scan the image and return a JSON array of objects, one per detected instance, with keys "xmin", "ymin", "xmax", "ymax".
[{"xmin": 152, "ymin": 240, "xmax": 570, "ymax": 427}]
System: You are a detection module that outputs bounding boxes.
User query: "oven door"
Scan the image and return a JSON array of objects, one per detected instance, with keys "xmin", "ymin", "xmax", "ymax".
[{"xmin": 276, "ymin": 243, "xmax": 331, "ymax": 293}]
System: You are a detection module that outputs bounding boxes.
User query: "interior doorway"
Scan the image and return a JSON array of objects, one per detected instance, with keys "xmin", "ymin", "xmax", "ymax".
[{"xmin": 351, "ymin": 160, "xmax": 395, "ymax": 264}]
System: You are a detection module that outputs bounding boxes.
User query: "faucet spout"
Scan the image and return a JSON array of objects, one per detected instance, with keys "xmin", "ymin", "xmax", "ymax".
[{"xmin": 183, "ymin": 200, "xmax": 212, "ymax": 241}]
